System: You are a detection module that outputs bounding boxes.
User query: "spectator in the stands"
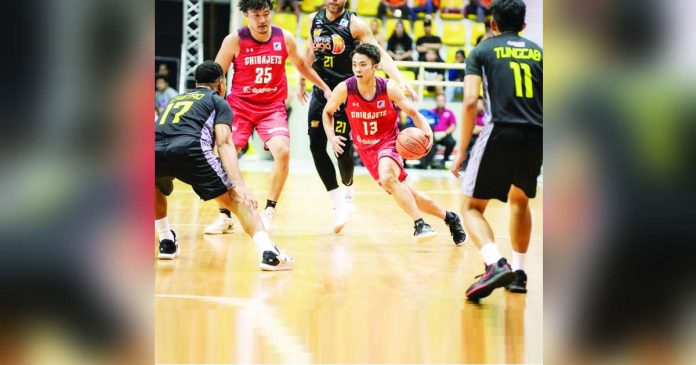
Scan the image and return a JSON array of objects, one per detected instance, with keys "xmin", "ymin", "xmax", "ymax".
[
  {"xmin": 415, "ymin": 17, "xmax": 442, "ymax": 62},
  {"xmin": 155, "ymin": 75, "xmax": 178, "ymax": 116},
  {"xmin": 277, "ymin": 0, "xmax": 300, "ymax": 19},
  {"xmin": 377, "ymin": 0, "xmax": 414, "ymax": 22},
  {"xmin": 387, "ymin": 20, "xmax": 414, "ymax": 62},
  {"xmin": 446, "ymin": 49, "xmax": 466, "ymax": 101},
  {"xmin": 370, "ymin": 19, "xmax": 387, "ymax": 47},
  {"xmin": 411, "ymin": 0, "xmax": 439, "ymax": 18},
  {"xmin": 423, "ymin": 49, "xmax": 445, "ymax": 95},
  {"xmin": 464, "ymin": 0, "xmax": 491, "ymax": 23}
]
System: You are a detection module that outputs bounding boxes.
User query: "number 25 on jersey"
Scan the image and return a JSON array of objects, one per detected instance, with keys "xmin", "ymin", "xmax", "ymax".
[{"xmin": 255, "ymin": 67, "xmax": 272, "ymax": 84}]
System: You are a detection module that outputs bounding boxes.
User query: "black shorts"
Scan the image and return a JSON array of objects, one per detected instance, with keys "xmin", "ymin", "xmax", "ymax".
[
  {"xmin": 308, "ymin": 87, "xmax": 351, "ymax": 139},
  {"xmin": 155, "ymin": 136, "xmax": 235, "ymax": 201},
  {"xmin": 461, "ymin": 123, "xmax": 542, "ymax": 202}
]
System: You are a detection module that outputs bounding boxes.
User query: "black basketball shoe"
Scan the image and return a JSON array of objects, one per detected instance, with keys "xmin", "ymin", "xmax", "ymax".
[
  {"xmin": 260, "ymin": 246, "xmax": 295, "ymax": 271},
  {"xmin": 465, "ymin": 258, "xmax": 515, "ymax": 300},
  {"xmin": 445, "ymin": 211, "xmax": 467, "ymax": 246},
  {"xmin": 414, "ymin": 220, "xmax": 436, "ymax": 243},
  {"xmin": 158, "ymin": 230, "xmax": 178, "ymax": 260},
  {"xmin": 505, "ymin": 270, "xmax": 528, "ymax": 293}
]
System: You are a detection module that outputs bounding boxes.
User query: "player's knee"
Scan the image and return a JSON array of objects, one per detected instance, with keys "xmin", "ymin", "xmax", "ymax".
[
  {"xmin": 379, "ymin": 173, "xmax": 398, "ymax": 188},
  {"xmin": 273, "ymin": 144, "xmax": 290, "ymax": 162},
  {"xmin": 509, "ymin": 188, "xmax": 529, "ymax": 208},
  {"xmin": 309, "ymin": 136, "xmax": 326, "ymax": 154}
]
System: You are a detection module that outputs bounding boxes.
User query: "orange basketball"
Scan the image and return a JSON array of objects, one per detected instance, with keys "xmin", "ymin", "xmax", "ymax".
[{"xmin": 396, "ymin": 127, "xmax": 431, "ymax": 160}]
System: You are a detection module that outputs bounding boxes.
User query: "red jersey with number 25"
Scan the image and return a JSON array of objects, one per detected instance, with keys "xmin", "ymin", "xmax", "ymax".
[
  {"xmin": 229, "ymin": 26, "xmax": 288, "ymax": 107},
  {"xmin": 344, "ymin": 76, "xmax": 399, "ymax": 148}
]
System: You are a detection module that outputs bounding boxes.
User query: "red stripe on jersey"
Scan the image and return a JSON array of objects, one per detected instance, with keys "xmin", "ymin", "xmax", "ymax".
[{"xmin": 229, "ymin": 26, "xmax": 288, "ymax": 107}]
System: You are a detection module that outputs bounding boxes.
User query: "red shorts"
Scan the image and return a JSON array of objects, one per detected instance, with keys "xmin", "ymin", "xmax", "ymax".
[
  {"xmin": 355, "ymin": 138, "xmax": 408, "ymax": 186},
  {"xmin": 228, "ymin": 98, "xmax": 289, "ymax": 148}
]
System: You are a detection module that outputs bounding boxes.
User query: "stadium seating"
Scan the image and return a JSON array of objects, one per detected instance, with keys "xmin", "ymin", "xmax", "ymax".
[
  {"xmin": 413, "ymin": 20, "xmax": 426, "ymax": 40},
  {"xmin": 273, "ymin": 13, "xmax": 298, "ymax": 36},
  {"xmin": 300, "ymin": 0, "xmax": 323, "ymax": 13},
  {"xmin": 355, "ymin": 0, "xmax": 379, "ymax": 17},
  {"xmin": 439, "ymin": 0, "xmax": 465, "ymax": 20},
  {"xmin": 300, "ymin": 14, "xmax": 311, "ymax": 39},
  {"xmin": 470, "ymin": 21, "xmax": 486, "ymax": 46},
  {"xmin": 441, "ymin": 21, "xmax": 466, "ymax": 46}
]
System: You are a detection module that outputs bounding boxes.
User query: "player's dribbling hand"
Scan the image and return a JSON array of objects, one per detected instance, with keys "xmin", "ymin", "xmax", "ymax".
[
  {"xmin": 450, "ymin": 152, "xmax": 467, "ymax": 179},
  {"xmin": 330, "ymin": 135, "xmax": 347, "ymax": 157},
  {"xmin": 297, "ymin": 79, "xmax": 309, "ymax": 104}
]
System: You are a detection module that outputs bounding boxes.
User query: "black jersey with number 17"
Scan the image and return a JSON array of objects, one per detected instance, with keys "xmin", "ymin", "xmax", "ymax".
[
  {"xmin": 155, "ymin": 87, "xmax": 233, "ymax": 142},
  {"xmin": 466, "ymin": 32, "xmax": 543, "ymax": 127},
  {"xmin": 310, "ymin": 9, "xmax": 359, "ymax": 90}
]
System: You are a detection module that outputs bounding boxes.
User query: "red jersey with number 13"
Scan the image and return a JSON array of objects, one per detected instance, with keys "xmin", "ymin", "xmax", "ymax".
[
  {"xmin": 229, "ymin": 26, "xmax": 288, "ymax": 107},
  {"xmin": 344, "ymin": 76, "xmax": 399, "ymax": 147}
]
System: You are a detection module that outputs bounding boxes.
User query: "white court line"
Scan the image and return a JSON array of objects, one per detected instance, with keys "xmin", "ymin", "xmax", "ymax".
[{"xmin": 156, "ymin": 293, "xmax": 313, "ymax": 364}]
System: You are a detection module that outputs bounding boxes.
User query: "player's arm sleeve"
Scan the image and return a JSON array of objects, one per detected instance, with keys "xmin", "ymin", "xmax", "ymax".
[
  {"xmin": 213, "ymin": 95, "xmax": 233, "ymax": 126},
  {"xmin": 465, "ymin": 47, "xmax": 483, "ymax": 76}
]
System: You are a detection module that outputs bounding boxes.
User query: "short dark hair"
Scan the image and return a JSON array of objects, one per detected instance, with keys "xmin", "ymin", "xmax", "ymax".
[
  {"xmin": 238, "ymin": 0, "xmax": 273, "ymax": 12},
  {"xmin": 156, "ymin": 75, "xmax": 168, "ymax": 83},
  {"xmin": 195, "ymin": 61, "xmax": 224, "ymax": 84},
  {"xmin": 491, "ymin": 0, "xmax": 526, "ymax": 33},
  {"xmin": 351, "ymin": 43, "xmax": 381, "ymax": 65}
]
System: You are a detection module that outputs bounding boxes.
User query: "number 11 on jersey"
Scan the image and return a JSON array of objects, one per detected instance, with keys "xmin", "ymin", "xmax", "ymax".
[{"xmin": 509, "ymin": 62, "xmax": 533, "ymax": 98}]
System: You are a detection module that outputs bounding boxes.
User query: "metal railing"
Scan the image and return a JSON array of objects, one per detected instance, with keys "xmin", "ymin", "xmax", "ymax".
[{"xmin": 392, "ymin": 60, "xmax": 466, "ymax": 99}]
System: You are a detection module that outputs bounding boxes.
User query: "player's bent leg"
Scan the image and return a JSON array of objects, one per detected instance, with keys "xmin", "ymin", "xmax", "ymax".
[
  {"xmin": 408, "ymin": 185, "xmax": 467, "ymax": 245},
  {"xmin": 460, "ymin": 196, "xmax": 494, "ymax": 250},
  {"xmin": 460, "ymin": 195, "xmax": 514, "ymax": 300},
  {"xmin": 336, "ymin": 138, "xmax": 355, "ymax": 186},
  {"xmin": 378, "ymin": 158, "xmax": 435, "ymax": 243},
  {"xmin": 155, "ymin": 185, "xmax": 178, "ymax": 259},
  {"xmin": 262, "ymin": 135, "xmax": 291, "ymax": 231},
  {"xmin": 214, "ymin": 189, "xmax": 294, "ymax": 271},
  {"xmin": 265, "ymin": 135, "xmax": 290, "ymax": 202},
  {"xmin": 506, "ymin": 185, "xmax": 532, "ymax": 293},
  {"xmin": 309, "ymin": 130, "xmax": 339, "ymax": 191}
]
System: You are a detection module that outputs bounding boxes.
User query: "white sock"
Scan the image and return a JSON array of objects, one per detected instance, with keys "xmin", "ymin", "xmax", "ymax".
[
  {"xmin": 480, "ymin": 242, "xmax": 503, "ymax": 266},
  {"xmin": 344, "ymin": 185, "xmax": 354, "ymax": 202},
  {"xmin": 511, "ymin": 251, "xmax": 526, "ymax": 272},
  {"xmin": 155, "ymin": 217, "xmax": 174, "ymax": 241},
  {"xmin": 253, "ymin": 231, "xmax": 276, "ymax": 253},
  {"xmin": 329, "ymin": 187, "xmax": 344, "ymax": 208}
]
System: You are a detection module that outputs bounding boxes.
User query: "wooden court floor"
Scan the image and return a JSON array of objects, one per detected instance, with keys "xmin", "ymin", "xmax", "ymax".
[{"xmin": 155, "ymin": 169, "xmax": 543, "ymax": 364}]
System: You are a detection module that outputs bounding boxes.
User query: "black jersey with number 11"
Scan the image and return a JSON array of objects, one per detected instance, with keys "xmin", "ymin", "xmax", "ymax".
[{"xmin": 466, "ymin": 32, "xmax": 543, "ymax": 127}]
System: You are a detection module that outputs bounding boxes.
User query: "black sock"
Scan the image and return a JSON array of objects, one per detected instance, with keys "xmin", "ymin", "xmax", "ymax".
[
  {"xmin": 414, "ymin": 218, "xmax": 425, "ymax": 226},
  {"xmin": 266, "ymin": 199, "xmax": 277, "ymax": 210},
  {"xmin": 219, "ymin": 208, "xmax": 231, "ymax": 218},
  {"xmin": 444, "ymin": 211, "xmax": 456, "ymax": 225}
]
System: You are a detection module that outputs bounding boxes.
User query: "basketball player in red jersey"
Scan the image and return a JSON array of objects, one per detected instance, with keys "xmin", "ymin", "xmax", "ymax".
[
  {"xmin": 323, "ymin": 44, "xmax": 467, "ymax": 244},
  {"xmin": 207, "ymin": 0, "xmax": 332, "ymax": 234}
]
